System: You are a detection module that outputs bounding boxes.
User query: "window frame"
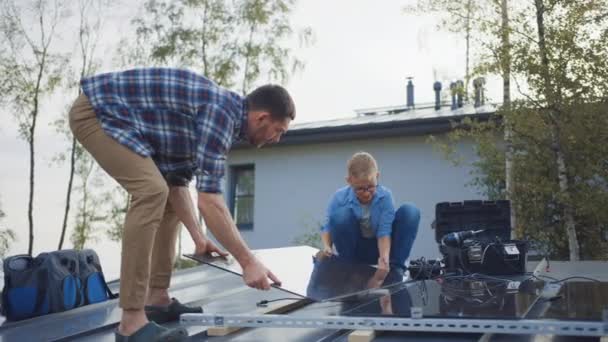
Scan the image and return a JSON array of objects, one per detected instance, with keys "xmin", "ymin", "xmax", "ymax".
[{"xmin": 229, "ymin": 164, "xmax": 255, "ymax": 231}]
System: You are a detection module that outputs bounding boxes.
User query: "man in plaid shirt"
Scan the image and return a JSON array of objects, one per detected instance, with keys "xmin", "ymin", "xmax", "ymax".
[{"xmin": 69, "ymin": 68, "xmax": 294, "ymax": 341}]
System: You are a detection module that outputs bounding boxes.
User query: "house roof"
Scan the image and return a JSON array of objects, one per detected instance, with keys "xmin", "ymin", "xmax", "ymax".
[
  {"xmin": 2, "ymin": 246, "xmax": 607, "ymax": 342},
  {"xmin": 233, "ymin": 103, "xmax": 498, "ymax": 149}
]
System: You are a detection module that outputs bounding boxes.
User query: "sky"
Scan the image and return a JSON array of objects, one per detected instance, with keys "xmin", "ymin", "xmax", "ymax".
[{"xmin": 0, "ymin": 0, "xmax": 502, "ymax": 279}]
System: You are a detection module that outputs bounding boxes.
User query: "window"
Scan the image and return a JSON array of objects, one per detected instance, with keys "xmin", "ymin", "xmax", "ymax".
[{"xmin": 230, "ymin": 165, "xmax": 255, "ymax": 230}]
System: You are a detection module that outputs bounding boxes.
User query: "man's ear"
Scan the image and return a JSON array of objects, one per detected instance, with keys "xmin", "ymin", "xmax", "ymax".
[
  {"xmin": 376, "ymin": 172, "xmax": 380, "ymax": 181},
  {"xmin": 253, "ymin": 110, "xmax": 270, "ymax": 123},
  {"xmin": 345, "ymin": 175, "xmax": 351, "ymax": 185}
]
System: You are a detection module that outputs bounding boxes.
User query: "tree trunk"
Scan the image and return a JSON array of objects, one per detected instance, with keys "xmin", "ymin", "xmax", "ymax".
[
  {"xmin": 27, "ymin": 115, "xmax": 36, "ymax": 256},
  {"xmin": 201, "ymin": 1, "xmax": 209, "ymax": 76},
  {"xmin": 534, "ymin": 0, "xmax": 580, "ymax": 260},
  {"xmin": 464, "ymin": 0, "xmax": 472, "ymax": 102},
  {"xmin": 27, "ymin": 45, "xmax": 46, "ymax": 256},
  {"xmin": 500, "ymin": 0, "xmax": 516, "ymax": 238},
  {"xmin": 58, "ymin": 137, "xmax": 77, "ymax": 250},
  {"xmin": 241, "ymin": 24, "xmax": 255, "ymax": 95}
]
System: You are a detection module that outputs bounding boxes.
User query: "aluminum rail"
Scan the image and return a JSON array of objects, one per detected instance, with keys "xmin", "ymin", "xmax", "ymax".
[{"xmin": 181, "ymin": 312, "xmax": 608, "ymax": 337}]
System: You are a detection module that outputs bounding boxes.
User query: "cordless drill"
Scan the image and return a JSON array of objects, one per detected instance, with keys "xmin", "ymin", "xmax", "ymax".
[{"xmin": 441, "ymin": 230, "xmax": 485, "ymax": 248}]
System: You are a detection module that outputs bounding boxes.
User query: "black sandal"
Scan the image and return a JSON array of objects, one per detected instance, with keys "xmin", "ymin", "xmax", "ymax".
[
  {"xmin": 115, "ymin": 321, "xmax": 188, "ymax": 342},
  {"xmin": 145, "ymin": 298, "xmax": 203, "ymax": 324}
]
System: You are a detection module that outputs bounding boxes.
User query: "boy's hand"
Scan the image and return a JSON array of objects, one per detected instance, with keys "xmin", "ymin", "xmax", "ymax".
[
  {"xmin": 321, "ymin": 246, "xmax": 333, "ymax": 257},
  {"xmin": 377, "ymin": 256, "xmax": 389, "ymax": 271},
  {"xmin": 380, "ymin": 295, "xmax": 393, "ymax": 315},
  {"xmin": 367, "ymin": 267, "xmax": 389, "ymax": 289}
]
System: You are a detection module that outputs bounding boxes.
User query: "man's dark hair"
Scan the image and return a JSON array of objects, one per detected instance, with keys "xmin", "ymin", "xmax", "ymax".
[{"xmin": 246, "ymin": 84, "xmax": 295, "ymax": 121}]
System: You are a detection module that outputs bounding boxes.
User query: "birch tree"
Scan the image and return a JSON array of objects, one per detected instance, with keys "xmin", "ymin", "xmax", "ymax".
[
  {"xmin": 0, "ymin": 0, "xmax": 69, "ymax": 255},
  {"xmin": 404, "ymin": 0, "xmax": 518, "ymax": 234},
  {"xmin": 120, "ymin": 0, "xmax": 312, "ymax": 93},
  {"xmin": 55, "ymin": 0, "xmax": 110, "ymax": 250},
  {"xmin": 428, "ymin": 1, "xmax": 608, "ymax": 259}
]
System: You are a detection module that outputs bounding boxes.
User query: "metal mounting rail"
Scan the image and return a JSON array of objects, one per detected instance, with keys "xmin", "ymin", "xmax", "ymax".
[{"xmin": 181, "ymin": 313, "xmax": 608, "ymax": 337}]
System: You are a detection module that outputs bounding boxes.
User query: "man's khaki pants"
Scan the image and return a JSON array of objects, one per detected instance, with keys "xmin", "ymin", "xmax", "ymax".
[{"xmin": 69, "ymin": 93, "xmax": 180, "ymax": 310}]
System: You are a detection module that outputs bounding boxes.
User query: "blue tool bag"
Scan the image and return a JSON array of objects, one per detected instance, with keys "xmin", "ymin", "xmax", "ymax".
[
  {"xmin": 78, "ymin": 249, "xmax": 115, "ymax": 305},
  {"xmin": 1, "ymin": 249, "xmax": 116, "ymax": 321}
]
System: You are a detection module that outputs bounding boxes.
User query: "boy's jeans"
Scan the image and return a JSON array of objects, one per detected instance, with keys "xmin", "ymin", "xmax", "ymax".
[{"xmin": 328, "ymin": 203, "xmax": 420, "ymax": 269}]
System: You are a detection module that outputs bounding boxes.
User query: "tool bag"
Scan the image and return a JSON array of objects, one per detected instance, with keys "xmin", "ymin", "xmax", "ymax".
[
  {"xmin": 1, "ymin": 249, "xmax": 116, "ymax": 321},
  {"xmin": 78, "ymin": 249, "xmax": 115, "ymax": 305}
]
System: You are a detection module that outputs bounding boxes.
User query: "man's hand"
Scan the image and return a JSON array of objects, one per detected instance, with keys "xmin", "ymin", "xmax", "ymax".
[
  {"xmin": 242, "ymin": 258, "xmax": 282, "ymax": 290},
  {"xmin": 194, "ymin": 238, "xmax": 229, "ymax": 257}
]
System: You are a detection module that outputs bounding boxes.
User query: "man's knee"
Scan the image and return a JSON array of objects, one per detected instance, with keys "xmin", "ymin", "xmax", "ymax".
[{"xmin": 140, "ymin": 177, "xmax": 170, "ymax": 204}]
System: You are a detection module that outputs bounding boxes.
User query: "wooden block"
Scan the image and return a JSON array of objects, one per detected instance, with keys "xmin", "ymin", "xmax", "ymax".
[
  {"xmin": 207, "ymin": 298, "xmax": 307, "ymax": 336},
  {"xmin": 348, "ymin": 329, "xmax": 376, "ymax": 342},
  {"xmin": 208, "ymin": 326, "xmax": 241, "ymax": 336}
]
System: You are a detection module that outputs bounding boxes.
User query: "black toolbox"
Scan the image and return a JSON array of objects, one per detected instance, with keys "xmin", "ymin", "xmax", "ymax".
[
  {"xmin": 434, "ymin": 200, "xmax": 528, "ymax": 275},
  {"xmin": 434, "ymin": 200, "xmax": 511, "ymax": 243}
]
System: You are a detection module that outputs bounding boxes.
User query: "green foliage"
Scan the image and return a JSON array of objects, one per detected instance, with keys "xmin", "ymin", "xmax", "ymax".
[
  {"xmin": 174, "ymin": 257, "xmax": 199, "ymax": 270},
  {"xmin": 418, "ymin": 1, "xmax": 608, "ymax": 259},
  {"xmin": 0, "ymin": 0, "xmax": 70, "ymax": 141},
  {"xmin": 434, "ymin": 102, "xmax": 608, "ymax": 260},
  {"xmin": 429, "ymin": 116, "xmax": 506, "ymax": 200},
  {"xmin": 119, "ymin": 0, "xmax": 313, "ymax": 93},
  {"xmin": 70, "ymin": 158, "xmax": 103, "ymax": 249},
  {"xmin": 0, "ymin": 200, "xmax": 16, "ymax": 258},
  {"xmin": 71, "ymin": 180, "xmax": 130, "ymax": 248},
  {"xmin": 104, "ymin": 188, "xmax": 130, "ymax": 242},
  {"xmin": 0, "ymin": 0, "xmax": 71, "ymax": 254},
  {"xmin": 54, "ymin": 0, "xmax": 114, "ymax": 250},
  {"xmin": 292, "ymin": 218, "xmax": 323, "ymax": 250}
]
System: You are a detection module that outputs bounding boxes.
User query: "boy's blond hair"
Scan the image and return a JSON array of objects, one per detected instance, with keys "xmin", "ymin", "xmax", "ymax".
[{"xmin": 347, "ymin": 152, "xmax": 378, "ymax": 179}]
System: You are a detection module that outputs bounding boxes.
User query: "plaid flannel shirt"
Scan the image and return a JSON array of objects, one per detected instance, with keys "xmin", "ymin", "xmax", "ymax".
[{"xmin": 80, "ymin": 68, "xmax": 247, "ymax": 193}]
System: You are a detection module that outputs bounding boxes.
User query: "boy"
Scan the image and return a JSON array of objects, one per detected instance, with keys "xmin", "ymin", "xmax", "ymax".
[{"xmin": 320, "ymin": 152, "xmax": 420, "ymax": 272}]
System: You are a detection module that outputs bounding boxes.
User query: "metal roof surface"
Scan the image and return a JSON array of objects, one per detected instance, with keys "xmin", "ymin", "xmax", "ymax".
[
  {"xmin": 288, "ymin": 103, "xmax": 497, "ymax": 132},
  {"xmin": 231, "ymin": 103, "xmax": 498, "ymax": 148}
]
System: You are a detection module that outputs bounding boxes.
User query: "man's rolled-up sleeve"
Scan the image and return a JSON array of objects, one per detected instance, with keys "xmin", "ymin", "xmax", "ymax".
[{"xmin": 195, "ymin": 104, "xmax": 234, "ymax": 194}]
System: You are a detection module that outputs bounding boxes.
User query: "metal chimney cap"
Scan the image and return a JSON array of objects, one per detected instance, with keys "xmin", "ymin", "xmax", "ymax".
[{"xmin": 473, "ymin": 77, "xmax": 486, "ymax": 87}]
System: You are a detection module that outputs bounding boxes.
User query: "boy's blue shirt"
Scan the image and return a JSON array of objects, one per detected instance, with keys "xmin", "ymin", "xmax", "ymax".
[{"xmin": 321, "ymin": 185, "xmax": 396, "ymax": 237}]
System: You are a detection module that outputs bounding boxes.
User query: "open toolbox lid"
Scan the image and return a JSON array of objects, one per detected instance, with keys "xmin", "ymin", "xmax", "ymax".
[{"xmin": 434, "ymin": 200, "xmax": 511, "ymax": 243}]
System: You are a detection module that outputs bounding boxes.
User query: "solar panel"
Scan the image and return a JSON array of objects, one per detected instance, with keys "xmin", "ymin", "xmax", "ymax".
[
  {"xmin": 540, "ymin": 281, "xmax": 608, "ymax": 321},
  {"xmin": 186, "ymin": 246, "xmax": 608, "ymax": 323},
  {"xmin": 185, "ymin": 246, "xmax": 404, "ymax": 301}
]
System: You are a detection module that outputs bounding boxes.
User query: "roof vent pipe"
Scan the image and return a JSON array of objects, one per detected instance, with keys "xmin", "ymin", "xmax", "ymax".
[
  {"xmin": 406, "ymin": 77, "xmax": 415, "ymax": 109},
  {"xmin": 473, "ymin": 77, "xmax": 486, "ymax": 107},
  {"xmin": 450, "ymin": 82, "xmax": 457, "ymax": 110},
  {"xmin": 456, "ymin": 80, "xmax": 464, "ymax": 108},
  {"xmin": 433, "ymin": 81, "xmax": 442, "ymax": 110}
]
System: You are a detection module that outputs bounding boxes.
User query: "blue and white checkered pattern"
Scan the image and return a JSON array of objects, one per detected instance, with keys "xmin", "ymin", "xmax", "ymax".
[{"xmin": 81, "ymin": 67, "xmax": 247, "ymax": 193}]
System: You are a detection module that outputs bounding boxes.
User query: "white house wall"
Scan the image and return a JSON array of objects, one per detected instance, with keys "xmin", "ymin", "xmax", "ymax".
[{"xmin": 224, "ymin": 134, "xmax": 481, "ymax": 261}]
